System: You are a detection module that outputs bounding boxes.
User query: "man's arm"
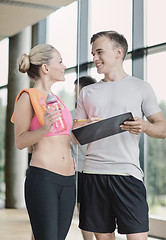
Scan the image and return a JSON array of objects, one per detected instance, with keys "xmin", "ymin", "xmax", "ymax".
[
  {"xmin": 144, "ymin": 112, "xmax": 166, "ymax": 138},
  {"xmin": 120, "ymin": 112, "xmax": 166, "ymax": 139}
]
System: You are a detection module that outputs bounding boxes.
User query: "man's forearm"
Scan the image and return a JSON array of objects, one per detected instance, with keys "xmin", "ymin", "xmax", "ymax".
[{"xmin": 143, "ymin": 120, "xmax": 166, "ymax": 139}]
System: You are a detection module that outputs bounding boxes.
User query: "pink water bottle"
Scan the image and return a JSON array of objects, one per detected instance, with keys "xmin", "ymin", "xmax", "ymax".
[{"xmin": 46, "ymin": 94, "xmax": 66, "ymax": 133}]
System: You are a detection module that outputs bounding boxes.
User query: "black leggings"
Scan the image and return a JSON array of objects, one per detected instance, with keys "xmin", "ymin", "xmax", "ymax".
[{"xmin": 25, "ymin": 166, "xmax": 76, "ymax": 240}]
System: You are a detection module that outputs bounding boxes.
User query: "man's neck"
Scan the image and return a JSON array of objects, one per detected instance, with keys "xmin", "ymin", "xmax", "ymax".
[{"xmin": 103, "ymin": 71, "xmax": 128, "ymax": 82}]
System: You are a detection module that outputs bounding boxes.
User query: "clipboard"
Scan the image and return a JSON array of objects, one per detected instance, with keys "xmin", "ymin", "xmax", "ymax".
[{"xmin": 72, "ymin": 112, "xmax": 134, "ymax": 145}]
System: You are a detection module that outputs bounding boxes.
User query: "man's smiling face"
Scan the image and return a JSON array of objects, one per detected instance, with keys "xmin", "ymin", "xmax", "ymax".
[{"xmin": 91, "ymin": 36, "xmax": 121, "ymax": 75}]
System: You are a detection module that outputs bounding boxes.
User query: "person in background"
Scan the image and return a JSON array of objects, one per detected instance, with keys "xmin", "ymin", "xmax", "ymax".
[
  {"xmin": 11, "ymin": 44, "xmax": 76, "ymax": 240},
  {"xmin": 71, "ymin": 76, "xmax": 96, "ymax": 240},
  {"xmin": 72, "ymin": 30, "xmax": 166, "ymax": 240}
]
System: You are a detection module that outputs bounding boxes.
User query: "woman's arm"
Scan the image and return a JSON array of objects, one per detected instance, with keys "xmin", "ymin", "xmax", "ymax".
[{"xmin": 14, "ymin": 92, "xmax": 51, "ymax": 150}]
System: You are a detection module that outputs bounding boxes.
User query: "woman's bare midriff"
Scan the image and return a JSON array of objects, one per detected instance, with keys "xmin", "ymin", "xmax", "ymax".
[{"xmin": 30, "ymin": 135, "xmax": 75, "ymax": 176}]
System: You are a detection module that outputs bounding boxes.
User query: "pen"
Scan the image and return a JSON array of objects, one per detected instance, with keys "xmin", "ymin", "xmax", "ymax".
[{"xmin": 73, "ymin": 119, "xmax": 103, "ymax": 122}]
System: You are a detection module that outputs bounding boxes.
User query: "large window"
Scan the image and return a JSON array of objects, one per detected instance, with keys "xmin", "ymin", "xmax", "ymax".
[
  {"xmin": 89, "ymin": 0, "xmax": 132, "ymax": 55},
  {"xmin": 0, "ymin": 38, "xmax": 8, "ymax": 207},
  {"xmin": 47, "ymin": 1, "xmax": 78, "ymax": 69},
  {"xmin": 0, "ymin": 38, "xmax": 9, "ymax": 86},
  {"xmin": 47, "ymin": 1, "xmax": 78, "ymax": 111},
  {"xmin": 146, "ymin": 0, "xmax": 166, "ymax": 46},
  {"xmin": 146, "ymin": 52, "xmax": 166, "ymax": 218},
  {"xmin": 144, "ymin": 0, "xmax": 166, "ymax": 223},
  {"xmin": 0, "ymin": 89, "xmax": 7, "ymax": 208}
]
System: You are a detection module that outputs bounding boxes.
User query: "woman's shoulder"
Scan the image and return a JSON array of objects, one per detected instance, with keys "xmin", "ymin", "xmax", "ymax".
[
  {"xmin": 14, "ymin": 88, "xmax": 31, "ymax": 102},
  {"xmin": 16, "ymin": 88, "xmax": 46, "ymax": 102}
]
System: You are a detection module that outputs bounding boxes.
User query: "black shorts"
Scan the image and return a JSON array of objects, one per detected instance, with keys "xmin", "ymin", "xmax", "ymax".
[
  {"xmin": 79, "ymin": 173, "xmax": 149, "ymax": 234},
  {"xmin": 77, "ymin": 171, "xmax": 83, "ymax": 203}
]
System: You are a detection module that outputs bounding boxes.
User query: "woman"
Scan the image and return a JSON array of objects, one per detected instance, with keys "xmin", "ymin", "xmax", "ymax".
[{"xmin": 11, "ymin": 44, "xmax": 76, "ymax": 240}]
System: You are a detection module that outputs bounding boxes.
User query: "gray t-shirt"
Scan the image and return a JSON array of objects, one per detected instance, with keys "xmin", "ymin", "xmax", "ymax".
[{"xmin": 75, "ymin": 75, "xmax": 161, "ymax": 180}]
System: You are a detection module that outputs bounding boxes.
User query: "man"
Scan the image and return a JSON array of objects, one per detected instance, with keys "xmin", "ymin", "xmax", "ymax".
[
  {"xmin": 71, "ymin": 76, "xmax": 96, "ymax": 240},
  {"xmin": 72, "ymin": 31, "xmax": 166, "ymax": 240}
]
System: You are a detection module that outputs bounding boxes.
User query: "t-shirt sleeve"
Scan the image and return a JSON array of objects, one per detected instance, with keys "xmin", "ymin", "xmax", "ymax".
[
  {"xmin": 142, "ymin": 82, "xmax": 161, "ymax": 117},
  {"xmin": 75, "ymin": 88, "xmax": 88, "ymax": 120}
]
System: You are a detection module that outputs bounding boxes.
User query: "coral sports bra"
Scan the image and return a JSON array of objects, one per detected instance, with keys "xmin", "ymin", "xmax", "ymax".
[{"xmin": 11, "ymin": 88, "xmax": 73, "ymax": 137}]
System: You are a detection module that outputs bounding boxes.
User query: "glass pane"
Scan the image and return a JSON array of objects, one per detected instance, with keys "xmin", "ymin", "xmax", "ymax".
[
  {"xmin": 89, "ymin": 0, "xmax": 132, "ymax": 57},
  {"xmin": 0, "ymin": 88, "xmax": 7, "ymax": 208},
  {"xmin": 123, "ymin": 59, "xmax": 132, "ymax": 75},
  {"xmin": 47, "ymin": 1, "xmax": 78, "ymax": 68},
  {"xmin": 0, "ymin": 38, "xmax": 9, "ymax": 86},
  {"xmin": 51, "ymin": 71, "xmax": 76, "ymax": 111},
  {"xmin": 146, "ymin": 0, "xmax": 166, "ymax": 46},
  {"xmin": 147, "ymin": 52, "xmax": 166, "ymax": 102},
  {"xmin": 146, "ymin": 52, "xmax": 166, "ymax": 217}
]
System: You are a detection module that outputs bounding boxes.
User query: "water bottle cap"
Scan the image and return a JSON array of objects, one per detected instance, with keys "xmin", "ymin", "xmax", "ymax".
[{"xmin": 46, "ymin": 94, "xmax": 58, "ymax": 104}]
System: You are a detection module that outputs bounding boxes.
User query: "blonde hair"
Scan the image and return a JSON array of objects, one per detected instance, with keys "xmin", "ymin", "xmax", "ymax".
[{"xmin": 17, "ymin": 44, "xmax": 55, "ymax": 80}]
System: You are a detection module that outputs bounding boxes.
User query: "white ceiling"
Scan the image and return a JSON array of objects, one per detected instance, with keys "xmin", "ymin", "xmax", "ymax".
[{"xmin": 0, "ymin": 0, "xmax": 75, "ymax": 40}]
